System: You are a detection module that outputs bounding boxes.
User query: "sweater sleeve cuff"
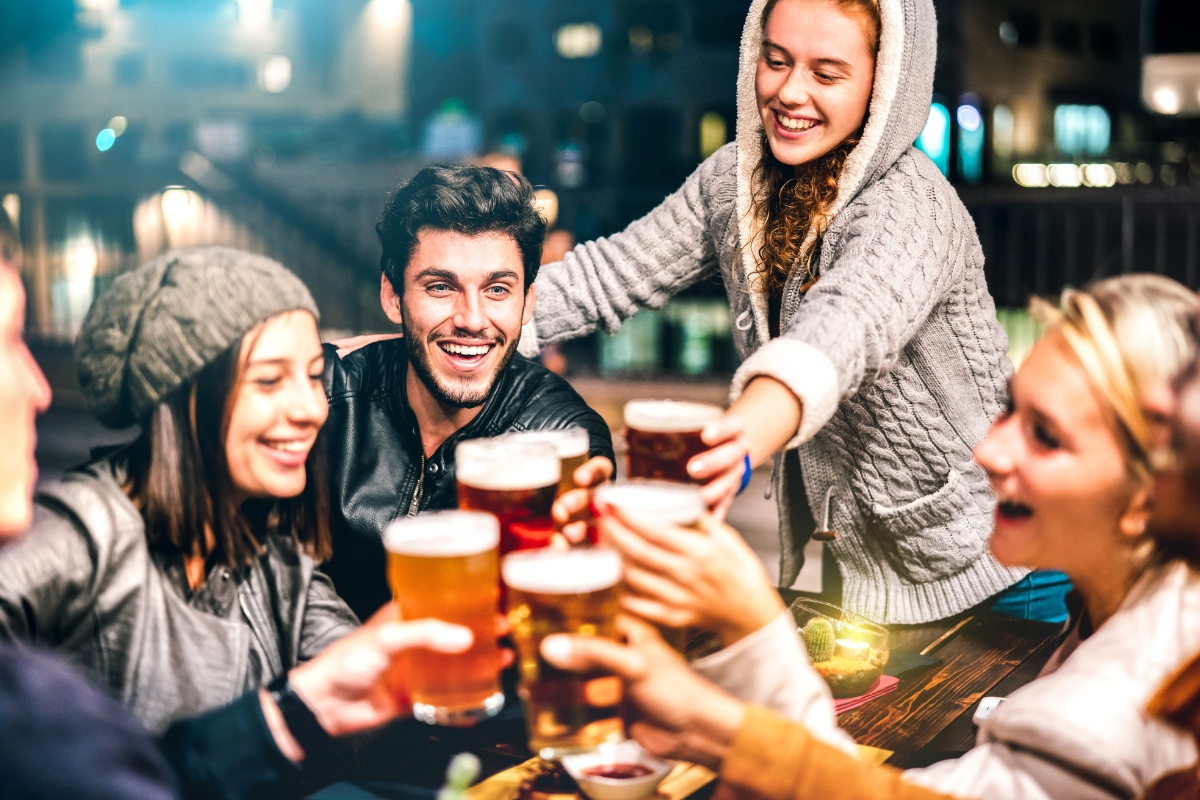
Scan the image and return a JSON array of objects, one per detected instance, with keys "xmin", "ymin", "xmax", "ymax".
[
  {"xmin": 729, "ymin": 339, "xmax": 839, "ymax": 449},
  {"xmin": 714, "ymin": 705, "xmax": 816, "ymax": 800},
  {"xmin": 518, "ymin": 318, "xmax": 541, "ymax": 359}
]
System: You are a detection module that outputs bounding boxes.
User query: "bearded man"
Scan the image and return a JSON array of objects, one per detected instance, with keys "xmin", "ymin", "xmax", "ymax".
[{"xmin": 322, "ymin": 166, "xmax": 613, "ymax": 619}]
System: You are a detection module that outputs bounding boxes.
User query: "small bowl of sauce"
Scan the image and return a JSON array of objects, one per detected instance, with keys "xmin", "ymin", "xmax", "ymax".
[{"xmin": 561, "ymin": 741, "xmax": 673, "ymax": 800}]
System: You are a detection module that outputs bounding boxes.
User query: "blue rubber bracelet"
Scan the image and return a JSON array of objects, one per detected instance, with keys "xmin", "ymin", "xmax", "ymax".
[{"xmin": 737, "ymin": 453, "xmax": 753, "ymax": 496}]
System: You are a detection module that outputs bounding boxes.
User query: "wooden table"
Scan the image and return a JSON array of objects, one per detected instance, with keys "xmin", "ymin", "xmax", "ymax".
[
  {"xmin": 316, "ymin": 603, "xmax": 1062, "ymax": 798},
  {"xmin": 778, "ymin": 589, "xmax": 1063, "ymax": 768}
]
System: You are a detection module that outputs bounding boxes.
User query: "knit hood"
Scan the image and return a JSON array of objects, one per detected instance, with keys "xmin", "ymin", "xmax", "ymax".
[{"xmin": 735, "ymin": 0, "xmax": 937, "ymax": 327}]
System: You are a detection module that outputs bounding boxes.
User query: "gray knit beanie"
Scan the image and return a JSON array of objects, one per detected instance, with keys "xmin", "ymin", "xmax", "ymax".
[{"xmin": 75, "ymin": 246, "xmax": 320, "ymax": 429}]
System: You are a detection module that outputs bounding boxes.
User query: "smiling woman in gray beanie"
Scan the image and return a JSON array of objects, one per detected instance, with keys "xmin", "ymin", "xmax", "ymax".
[{"xmin": 0, "ymin": 246, "xmax": 478, "ymax": 796}]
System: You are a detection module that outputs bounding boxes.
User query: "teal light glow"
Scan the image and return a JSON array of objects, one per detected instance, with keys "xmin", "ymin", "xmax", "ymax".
[
  {"xmin": 96, "ymin": 128, "xmax": 117, "ymax": 152},
  {"xmin": 916, "ymin": 103, "xmax": 951, "ymax": 175},
  {"xmin": 1054, "ymin": 105, "xmax": 1110, "ymax": 157},
  {"xmin": 957, "ymin": 103, "xmax": 984, "ymax": 184}
]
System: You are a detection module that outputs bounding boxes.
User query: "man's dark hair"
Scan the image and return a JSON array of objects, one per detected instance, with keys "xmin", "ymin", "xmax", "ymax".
[
  {"xmin": 377, "ymin": 165, "xmax": 547, "ymax": 294},
  {"xmin": 122, "ymin": 331, "xmax": 332, "ymax": 568}
]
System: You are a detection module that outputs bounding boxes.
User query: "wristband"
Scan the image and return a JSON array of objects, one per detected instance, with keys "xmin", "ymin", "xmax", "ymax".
[
  {"xmin": 737, "ymin": 453, "xmax": 753, "ymax": 496},
  {"xmin": 266, "ymin": 673, "xmax": 337, "ymax": 761}
]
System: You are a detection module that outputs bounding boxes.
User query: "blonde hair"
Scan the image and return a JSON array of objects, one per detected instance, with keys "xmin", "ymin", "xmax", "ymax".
[{"xmin": 1031, "ymin": 275, "xmax": 1198, "ymax": 482}]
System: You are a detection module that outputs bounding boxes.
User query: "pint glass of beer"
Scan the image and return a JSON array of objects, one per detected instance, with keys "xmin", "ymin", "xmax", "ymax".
[
  {"xmin": 385, "ymin": 511, "xmax": 503, "ymax": 726},
  {"xmin": 624, "ymin": 399, "xmax": 723, "ymax": 483},
  {"xmin": 593, "ymin": 480, "xmax": 704, "ymax": 651},
  {"xmin": 457, "ymin": 439, "xmax": 562, "ymax": 553},
  {"xmin": 503, "ymin": 548, "xmax": 625, "ymax": 759},
  {"xmin": 496, "ymin": 428, "xmax": 591, "ymax": 496}
]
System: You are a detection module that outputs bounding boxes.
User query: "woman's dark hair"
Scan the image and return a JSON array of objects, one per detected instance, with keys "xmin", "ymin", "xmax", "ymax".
[
  {"xmin": 377, "ymin": 164, "xmax": 548, "ymax": 295},
  {"xmin": 123, "ymin": 332, "xmax": 332, "ymax": 568}
]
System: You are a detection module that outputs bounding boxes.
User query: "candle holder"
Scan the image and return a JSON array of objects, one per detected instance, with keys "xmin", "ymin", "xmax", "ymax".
[{"xmin": 790, "ymin": 598, "xmax": 889, "ymax": 698}]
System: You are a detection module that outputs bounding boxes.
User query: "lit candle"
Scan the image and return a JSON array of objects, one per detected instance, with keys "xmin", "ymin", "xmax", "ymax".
[{"xmin": 835, "ymin": 638, "xmax": 869, "ymax": 660}]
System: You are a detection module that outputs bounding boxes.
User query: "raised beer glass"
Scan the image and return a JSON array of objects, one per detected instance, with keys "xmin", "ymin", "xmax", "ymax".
[
  {"xmin": 457, "ymin": 439, "xmax": 562, "ymax": 553},
  {"xmin": 503, "ymin": 548, "xmax": 625, "ymax": 760},
  {"xmin": 624, "ymin": 399, "xmax": 723, "ymax": 483},
  {"xmin": 593, "ymin": 480, "xmax": 705, "ymax": 650},
  {"xmin": 496, "ymin": 428, "xmax": 591, "ymax": 496},
  {"xmin": 385, "ymin": 511, "xmax": 504, "ymax": 726}
]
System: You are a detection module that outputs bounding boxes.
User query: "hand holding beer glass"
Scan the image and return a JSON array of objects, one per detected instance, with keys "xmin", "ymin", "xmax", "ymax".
[
  {"xmin": 385, "ymin": 511, "xmax": 504, "ymax": 726},
  {"xmin": 503, "ymin": 547, "xmax": 625, "ymax": 760},
  {"xmin": 457, "ymin": 439, "xmax": 561, "ymax": 553}
]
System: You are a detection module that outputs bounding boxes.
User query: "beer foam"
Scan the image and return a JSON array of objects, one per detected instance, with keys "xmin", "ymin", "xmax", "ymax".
[
  {"xmin": 456, "ymin": 439, "xmax": 561, "ymax": 491},
  {"xmin": 501, "ymin": 548, "xmax": 623, "ymax": 594},
  {"xmin": 497, "ymin": 428, "xmax": 590, "ymax": 459},
  {"xmin": 385, "ymin": 511, "xmax": 500, "ymax": 556},
  {"xmin": 623, "ymin": 400, "xmax": 723, "ymax": 433},
  {"xmin": 594, "ymin": 480, "xmax": 704, "ymax": 526}
]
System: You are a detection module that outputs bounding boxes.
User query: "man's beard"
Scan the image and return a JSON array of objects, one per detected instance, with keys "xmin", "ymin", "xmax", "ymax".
[{"xmin": 403, "ymin": 319, "xmax": 519, "ymax": 409}]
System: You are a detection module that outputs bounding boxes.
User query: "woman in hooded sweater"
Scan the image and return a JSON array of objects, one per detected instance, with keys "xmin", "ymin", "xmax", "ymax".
[{"xmin": 532, "ymin": 0, "xmax": 1030, "ymax": 624}]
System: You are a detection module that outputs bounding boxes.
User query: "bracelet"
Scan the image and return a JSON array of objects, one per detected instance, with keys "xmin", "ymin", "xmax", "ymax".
[
  {"xmin": 266, "ymin": 673, "xmax": 337, "ymax": 761},
  {"xmin": 737, "ymin": 453, "xmax": 753, "ymax": 496}
]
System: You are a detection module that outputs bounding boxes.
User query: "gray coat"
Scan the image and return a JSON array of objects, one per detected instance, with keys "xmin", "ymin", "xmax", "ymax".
[
  {"xmin": 521, "ymin": 0, "xmax": 1026, "ymax": 623},
  {"xmin": 0, "ymin": 458, "xmax": 358, "ymax": 734}
]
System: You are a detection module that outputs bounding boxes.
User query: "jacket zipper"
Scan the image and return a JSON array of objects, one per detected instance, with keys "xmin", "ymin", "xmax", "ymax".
[{"xmin": 406, "ymin": 454, "xmax": 426, "ymax": 518}]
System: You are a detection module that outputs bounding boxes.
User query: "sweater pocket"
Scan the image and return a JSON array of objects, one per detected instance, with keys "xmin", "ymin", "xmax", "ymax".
[{"xmin": 865, "ymin": 469, "xmax": 989, "ymax": 583}]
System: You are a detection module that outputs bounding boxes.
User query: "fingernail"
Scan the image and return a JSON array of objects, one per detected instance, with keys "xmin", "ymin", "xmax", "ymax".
[
  {"xmin": 689, "ymin": 460, "xmax": 704, "ymax": 475},
  {"xmin": 541, "ymin": 635, "xmax": 573, "ymax": 665}
]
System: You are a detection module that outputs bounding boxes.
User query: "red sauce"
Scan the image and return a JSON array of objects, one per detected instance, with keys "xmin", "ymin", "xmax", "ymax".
[{"xmin": 582, "ymin": 764, "xmax": 654, "ymax": 780}]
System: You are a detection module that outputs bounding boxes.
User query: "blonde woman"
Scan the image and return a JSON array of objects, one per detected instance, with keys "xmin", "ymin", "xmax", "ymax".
[{"xmin": 547, "ymin": 275, "xmax": 1200, "ymax": 800}]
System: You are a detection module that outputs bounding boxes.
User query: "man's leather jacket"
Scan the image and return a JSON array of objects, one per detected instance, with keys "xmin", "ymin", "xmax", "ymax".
[{"xmin": 320, "ymin": 338, "xmax": 613, "ymax": 619}]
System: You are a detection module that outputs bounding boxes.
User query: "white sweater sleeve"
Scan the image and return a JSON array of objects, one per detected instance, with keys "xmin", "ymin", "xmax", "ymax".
[{"xmin": 690, "ymin": 611, "xmax": 858, "ymax": 755}]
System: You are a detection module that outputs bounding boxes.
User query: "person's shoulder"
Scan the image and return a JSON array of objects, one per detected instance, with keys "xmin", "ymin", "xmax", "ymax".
[
  {"xmin": 501, "ymin": 357, "xmax": 606, "ymax": 428},
  {"xmin": 325, "ymin": 336, "xmax": 406, "ymax": 399},
  {"xmin": 0, "ymin": 645, "xmax": 178, "ymax": 798}
]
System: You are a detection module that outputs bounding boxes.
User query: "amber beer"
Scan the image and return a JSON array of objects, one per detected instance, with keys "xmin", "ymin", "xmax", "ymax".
[
  {"xmin": 593, "ymin": 480, "xmax": 704, "ymax": 651},
  {"xmin": 385, "ymin": 511, "xmax": 503, "ymax": 726},
  {"xmin": 457, "ymin": 439, "xmax": 562, "ymax": 553},
  {"xmin": 503, "ymin": 548, "xmax": 625, "ymax": 759},
  {"xmin": 624, "ymin": 399, "xmax": 724, "ymax": 483},
  {"xmin": 497, "ymin": 428, "xmax": 590, "ymax": 495}
]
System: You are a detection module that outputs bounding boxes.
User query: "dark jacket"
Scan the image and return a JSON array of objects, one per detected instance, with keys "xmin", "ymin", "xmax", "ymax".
[
  {"xmin": 321, "ymin": 339, "xmax": 613, "ymax": 619},
  {"xmin": 0, "ymin": 643, "xmax": 180, "ymax": 800},
  {"xmin": 0, "ymin": 458, "xmax": 359, "ymax": 734}
]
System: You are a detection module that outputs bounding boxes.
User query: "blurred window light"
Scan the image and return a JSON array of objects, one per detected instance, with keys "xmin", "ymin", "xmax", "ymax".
[
  {"xmin": 237, "ymin": 0, "xmax": 272, "ymax": 30},
  {"xmin": 2, "ymin": 195, "xmax": 19, "ymax": 230},
  {"xmin": 77, "ymin": 0, "xmax": 118, "ymax": 16},
  {"xmin": 554, "ymin": 142, "xmax": 587, "ymax": 188},
  {"xmin": 580, "ymin": 101, "xmax": 606, "ymax": 124},
  {"xmin": 366, "ymin": 0, "xmax": 407, "ymax": 27},
  {"xmin": 992, "ymin": 104, "xmax": 1015, "ymax": 161},
  {"xmin": 956, "ymin": 105, "xmax": 982, "ymax": 133},
  {"xmin": 555, "ymin": 23, "xmax": 603, "ymax": 59},
  {"xmin": 107, "ymin": 116, "xmax": 128, "ymax": 137},
  {"xmin": 532, "ymin": 188, "xmax": 559, "ymax": 228},
  {"xmin": 699, "ymin": 111, "xmax": 728, "ymax": 160},
  {"xmin": 915, "ymin": 103, "xmax": 951, "ymax": 176},
  {"xmin": 628, "ymin": 25, "xmax": 654, "ymax": 56},
  {"xmin": 1053, "ymin": 105, "xmax": 1110, "ymax": 156},
  {"xmin": 957, "ymin": 108, "xmax": 984, "ymax": 184},
  {"xmin": 1136, "ymin": 162, "xmax": 1155, "ymax": 184},
  {"xmin": 1114, "ymin": 162, "xmax": 1135, "ymax": 185},
  {"xmin": 1080, "ymin": 164, "xmax": 1117, "ymax": 188},
  {"xmin": 1152, "ymin": 86, "xmax": 1182, "ymax": 115},
  {"xmin": 95, "ymin": 128, "xmax": 117, "ymax": 152},
  {"xmin": 161, "ymin": 188, "xmax": 200, "ymax": 228},
  {"xmin": 258, "ymin": 56, "xmax": 292, "ymax": 93},
  {"xmin": 1013, "ymin": 163, "xmax": 1049, "ymax": 188},
  {"xmin": 1047, "ymin": 163, "xmax": 1082, "ymax": 187}
]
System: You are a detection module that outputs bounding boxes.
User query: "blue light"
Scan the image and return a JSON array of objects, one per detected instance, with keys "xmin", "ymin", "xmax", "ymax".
[
  {"xmin": 1054, "ymin": 105, "xmax": 1110, "ymax": 157},
  {"xmin": 916, "ymin": 103, "xmax": 951, "ymax": 176},
  {"xmin": 956, "ymin": 105, "xmax": 982, "ymax": 133},
  {"xmin": 96, "ymin": 128, "xmax": 116, "ymax": 152}
]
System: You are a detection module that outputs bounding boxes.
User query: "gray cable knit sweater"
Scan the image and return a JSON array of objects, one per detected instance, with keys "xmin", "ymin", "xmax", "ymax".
[{"xmin": 522, "ymin": 0, "xmax": 1026, "ymax": 623}]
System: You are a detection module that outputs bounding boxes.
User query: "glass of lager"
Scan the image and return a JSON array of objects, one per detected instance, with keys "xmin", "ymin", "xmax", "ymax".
[
  {"xmin": 496, "ymin": 428, "xmax": 591, "ymax": 496},
  {"xmin": 385, "ymin": 511, "xmax": 504, "ymax": 726},
  {"xmin": 593, "ymin": 480, "xmax": 705, "ymax": 651},
  {"xmin": 457, "ymin": 439, "xmax": 561, "ymax": 554},
  {"xmin": 503, "ymin": 548, "xmax": 625, "ymax": 760},
  {"xmin": 624, "ymin": 399, "xmax": 723, "ymax": 483}
]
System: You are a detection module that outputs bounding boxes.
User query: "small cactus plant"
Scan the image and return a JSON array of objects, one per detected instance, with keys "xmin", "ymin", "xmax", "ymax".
[{"xmin": 802, "ymin": 618, "xmax": 835, "ymax": 663}]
